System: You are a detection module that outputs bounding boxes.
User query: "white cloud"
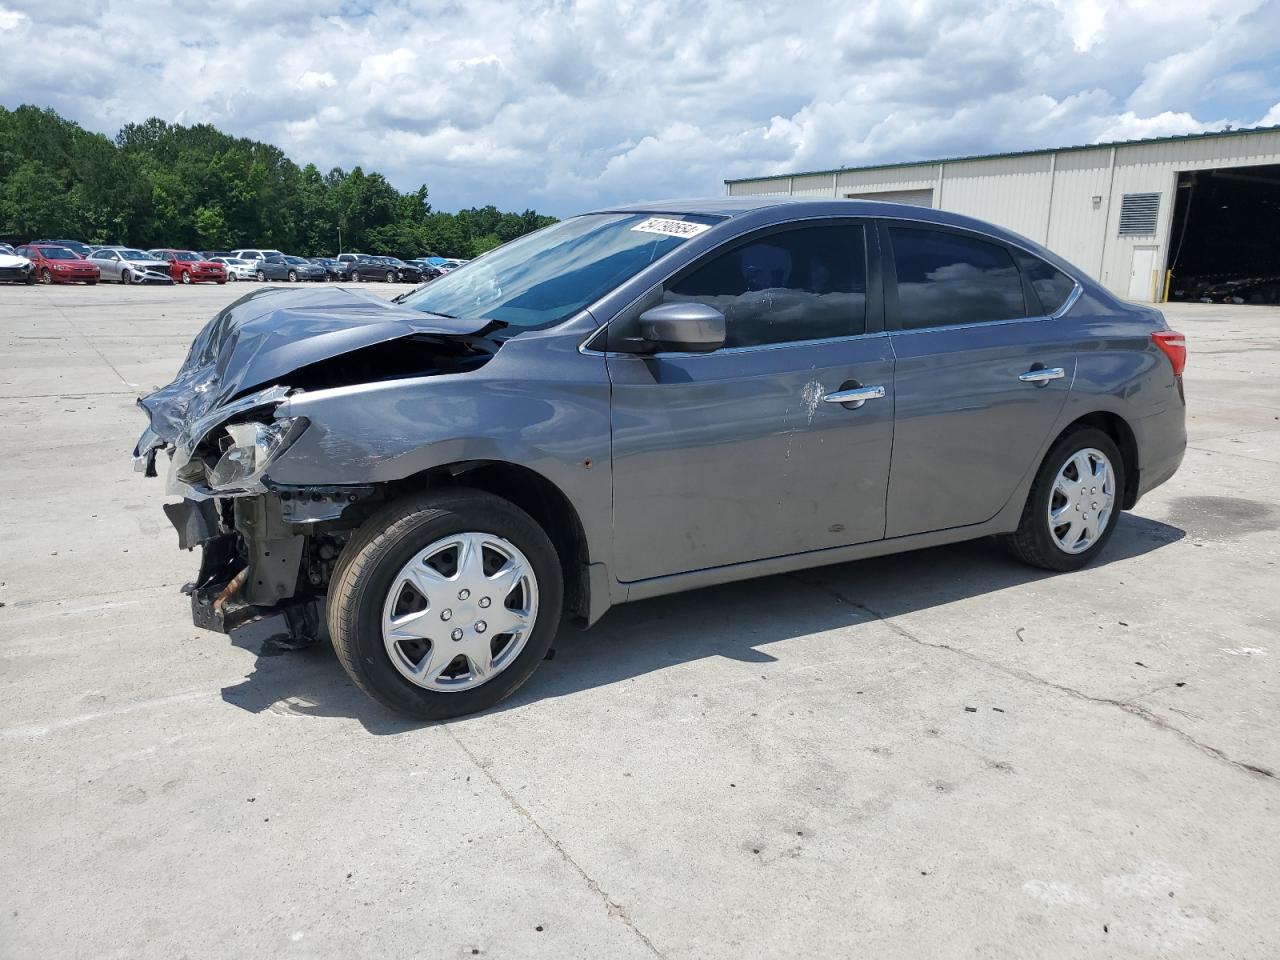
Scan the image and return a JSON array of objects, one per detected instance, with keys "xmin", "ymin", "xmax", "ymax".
[
  {"xmin": 1, "ymin": 0, "xmax": 1278, "ymax": 215},
  {"xmin": 0, "ymin": 5, "xmax": 27, "ymax": 29}
]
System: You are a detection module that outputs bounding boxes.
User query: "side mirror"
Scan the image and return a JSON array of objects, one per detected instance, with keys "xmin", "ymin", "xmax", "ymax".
[{"xmin": 638, "ymin": 302, "xmax": 726, "ymax": 353}]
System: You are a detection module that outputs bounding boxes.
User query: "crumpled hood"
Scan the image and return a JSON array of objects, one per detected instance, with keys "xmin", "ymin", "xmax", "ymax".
[
  {"xmin": 135, "ymin": 285, "xmax": 489, "ymax": 455},
  {"xmin": 0, "ymin": 253, "xmax": 31, "ymax": 268}
]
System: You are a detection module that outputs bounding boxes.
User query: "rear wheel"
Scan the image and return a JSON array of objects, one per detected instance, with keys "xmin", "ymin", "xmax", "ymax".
[
  {"xmin": 329, "ymin": 490, "xmax": 563, "ymax": 719},
  {"xmin": 227, "ymin": 273, "xmax": 238, "ymax": 282},
  {"xmin": 1003, "ymin": 427, "xmax": 1124, "ymax": 571}
]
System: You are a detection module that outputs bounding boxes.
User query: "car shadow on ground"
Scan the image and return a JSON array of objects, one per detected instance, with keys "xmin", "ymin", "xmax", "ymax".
[{"xmin": 218, "ymin": 513, "xmax": 1185, "ymax": 734}]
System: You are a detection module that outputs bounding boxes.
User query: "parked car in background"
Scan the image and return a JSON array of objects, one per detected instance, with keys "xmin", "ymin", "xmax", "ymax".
[
  {"xmin": 281, "ymin": 256, "xmax": 328, "ymax": 282},
  {"xmin": 134, "ymin": 197, "xmax": 1187, "ymax": 720},
  {"xmin": 336, "ymin": 252, "xmax": 397, "ymax": 282},
  {"xmin": 250, "ymin": 254, "xmax": 294, "ymax": 282},
  {"xmin": 149, "ymin": 249, "xmax": 227, "ymax": 285},
  {"xmin": 405, "ymin": 259, "xmax": 443, "ymax": 281},
  {"xmin": 306, "ymin": 257, "xmax": 346, "ymax": 280},
  {"xmin": 231, "ymin": 249, "xmax": 286, "ymax": 264},
  {"xmin": 30, "ymin": 238, "xmax": 94, "ymax": 258},
  {"xmin": 0, "ymin": 248, "xmax": 36, "ymax": 284},
  {"xmin": 208, "ymin": 256, "xmax": 256, "ymax": 281},
  {"xmin": 15, "ymin": 244, "xmax": 101, "ymax": 284},
  {"xmin": 376, "ymin": 256, "xmax": 423, "ymax": 283},
  {"xmin": 84, "ymin": 247, "xmax": 173, "ymax": 284}
]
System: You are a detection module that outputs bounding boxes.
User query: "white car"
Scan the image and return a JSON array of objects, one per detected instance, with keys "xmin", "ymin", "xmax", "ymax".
[
  {"xmin": 230, "ymin": 248, "xmax": 285, "ymax": 263},
  {"xmin": 209, "ymin": 256, "xmax": 257, "ymax": 282},
  {"xmin": 0, "ymin": 250, "xmax": 36, "ymax": 284}
]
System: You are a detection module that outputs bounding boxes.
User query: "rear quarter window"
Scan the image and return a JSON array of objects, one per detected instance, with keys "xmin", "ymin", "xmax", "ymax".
[{"xmin": 1013, "ymin": 250, "xmax": 1077, "ymax": 315}]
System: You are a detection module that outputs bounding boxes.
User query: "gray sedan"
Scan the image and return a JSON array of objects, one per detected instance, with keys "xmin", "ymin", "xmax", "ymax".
[
  {"xmin": 86, "ymin": 247, "xmax": 174, "ymax": 284},
  {"xmin": 135, "ymin": 197, "xmax": 1187, "ymax": 720}
]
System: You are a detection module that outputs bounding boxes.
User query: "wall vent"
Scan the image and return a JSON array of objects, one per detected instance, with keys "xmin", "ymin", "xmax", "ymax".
[{"xmin": 1118, "ymin": 193, "xmax": 1160, "ymax": 236}]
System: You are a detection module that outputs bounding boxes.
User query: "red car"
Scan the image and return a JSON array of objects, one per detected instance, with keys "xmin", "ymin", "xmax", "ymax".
[
  {"xmin": 15, "ymin": 244, "xmax": 100, "ymax": 285},
  {"xmin": 148, "ymin": 249, "xmax": 227, "ymax": 284}
]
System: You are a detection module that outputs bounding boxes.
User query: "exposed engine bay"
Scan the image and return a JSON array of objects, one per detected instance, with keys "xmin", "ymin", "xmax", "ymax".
[{"xmin": 133, "ymin": 286, "xmax": 505, "ymax": 643}]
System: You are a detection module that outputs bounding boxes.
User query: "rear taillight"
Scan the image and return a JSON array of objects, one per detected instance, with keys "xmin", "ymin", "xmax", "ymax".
[{"xmin": 1152, "ymin": 330, "xmax": 1186, "ymax": 378}]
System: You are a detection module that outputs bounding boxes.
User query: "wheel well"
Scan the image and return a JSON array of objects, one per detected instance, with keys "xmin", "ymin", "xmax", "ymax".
[
  {"xmin": 390, "ymin": 461, "xmax": 592, "ymax": 623},
  {"xmin": 1056, "ymin": 412, "xmax": 1140, "ymax": 509}
]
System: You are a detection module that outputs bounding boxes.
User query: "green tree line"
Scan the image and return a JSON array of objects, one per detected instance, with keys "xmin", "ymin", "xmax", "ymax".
[{"xmin": 0, "ymin": 105, "xmax": 556, "ymax": 258}]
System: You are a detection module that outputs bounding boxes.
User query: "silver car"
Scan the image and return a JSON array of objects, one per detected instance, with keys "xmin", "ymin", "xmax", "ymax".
[
  {"xmin": 134, "ymin": 197, "xmax": 1187, "ymax": 720},
  {"xmin": 87, "ymin": 247, "xmax": 174, "ymax": 284}
]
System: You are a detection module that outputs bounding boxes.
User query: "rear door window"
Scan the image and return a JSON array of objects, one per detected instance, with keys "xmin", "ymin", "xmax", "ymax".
[
  {"xmin": 889, "ymin": 226, "xmax": 1027, "ymax": 329},
  {"xmin": 665, "ymin": 224, "xmax": 868, "ymax": 348}
]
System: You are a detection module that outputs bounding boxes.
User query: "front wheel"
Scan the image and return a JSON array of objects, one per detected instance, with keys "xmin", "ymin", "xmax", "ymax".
[
  {"xmin": 40, "ymin": 268, "xmax": 53, "ymax": 284},
  {"xmin": 328, "ymin": 490, "xmax": 563, "ymax": 719},
  {"xmin": 180, "ymin": 271, "xmax": 192, "ymax": 284},
  {"xmin": 256, "ymin": 270, "xmax": 266, "ymax": 281},
  {"xmin": 287, "ymin": 270, "xmax": 297, "ymax": 282},
  {"xmin": 1002, "ymin": 427, "xmax": 1124, "ymax": 571},
  {"xmin": 122, "ymin": 269, "xmax": 133, "ymax": 284},
  {"xmin": 385, "ymin": 270, "xmax": 395, "ymax": 283}
]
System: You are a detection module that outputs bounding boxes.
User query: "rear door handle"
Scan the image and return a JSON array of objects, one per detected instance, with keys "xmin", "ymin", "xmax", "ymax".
[
  {"xmin": 823, "ymin": 385, "xmax": 886, "ymax": 408},
  {"xmin": 1018, "ymin": 367, "xmax": 1065, "ymax": 383}
]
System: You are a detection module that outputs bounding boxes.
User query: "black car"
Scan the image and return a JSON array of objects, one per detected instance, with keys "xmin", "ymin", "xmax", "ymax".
[
  {"xmin": 377, "ymin": 256, "xmax": 424, "ymax": 283},
  {"xmin": 336, "ymin": 253, "xmax": 398, "ymax": 282},
  {"xmin": 31, "ymin": 238, "xmax": 93, "ymax": 258},
  {"xmin": 308, "ymin": 257, "xmax": 347, "ymax": 281},
  {"xmin": 406, "ymin": 259, "xmax": 444, "ymax": 281}
]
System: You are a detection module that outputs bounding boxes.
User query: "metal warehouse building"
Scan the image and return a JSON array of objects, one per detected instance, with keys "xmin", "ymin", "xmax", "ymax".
[{"xmin": 725, "ymin": 126, "xmax": 1280, "ymax": 304}]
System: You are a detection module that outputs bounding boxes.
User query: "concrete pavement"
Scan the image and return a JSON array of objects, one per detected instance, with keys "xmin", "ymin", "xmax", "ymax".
[{"xmin": 1, "ymin": 283, "xmax": 1277, "ymax": 959}]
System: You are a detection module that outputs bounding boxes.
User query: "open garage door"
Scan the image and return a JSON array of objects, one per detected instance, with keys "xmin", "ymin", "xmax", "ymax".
[
  {"xmin": 845, "ymin": 188, "xmax": 934, "ymax": 207},
  {"xmin": 1168, "ymin": 163, "xmax": 1280, "ymax": 304}
]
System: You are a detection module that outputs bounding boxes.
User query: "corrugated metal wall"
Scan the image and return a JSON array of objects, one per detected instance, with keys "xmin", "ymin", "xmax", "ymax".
[{"xmin": 726, "ymin": 129, "xmax": 1280, "ymax": 300}]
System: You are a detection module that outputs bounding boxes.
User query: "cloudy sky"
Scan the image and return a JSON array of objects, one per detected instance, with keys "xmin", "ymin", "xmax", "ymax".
[{"xmin": 2, "ymin": 0, "xmax": 1279, "ymax": 215}]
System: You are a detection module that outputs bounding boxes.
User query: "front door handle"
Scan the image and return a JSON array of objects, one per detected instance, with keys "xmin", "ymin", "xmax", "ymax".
[
  {"xmin": 1018, "ymin": 367, "xmax": 1065, "ymax": 384},
  {"xmin": 823, "ymin": 385, "xmax": 886, "ymax": 408}
]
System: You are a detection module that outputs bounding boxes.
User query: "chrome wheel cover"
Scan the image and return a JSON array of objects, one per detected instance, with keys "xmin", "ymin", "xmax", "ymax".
[
  {"xmin": 1047, "ymin": 447, "xmax": 1116, "ymax": 554},
  {"xmin": 381, "ymin": 532, "xmax": 539, "ymax": 693}
]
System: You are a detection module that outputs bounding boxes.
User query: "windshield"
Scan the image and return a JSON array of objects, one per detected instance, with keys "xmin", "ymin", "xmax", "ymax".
[
  {"xmin": 172, "ymin": 251, "xmax": 200, "ymax": 261},
  {"xmin": 286, "ymin": 256, "xmax": 307, "ymax": 264},
  {"xmin": 400, "ymin": 213, "xmax": 720, "ymax": 329},
  {"xmin": 119, "ymin": 249, "xmax": 154, "ymax": 261},
  {"xmin": 40, "ymin": 247, "xmax": 79, "ymax": 260}
]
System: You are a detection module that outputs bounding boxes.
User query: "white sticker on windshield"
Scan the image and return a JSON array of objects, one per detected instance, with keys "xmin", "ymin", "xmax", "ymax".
[{"xmin": 631, "ymin": 217, "xmax": 711, "ymax": 239}]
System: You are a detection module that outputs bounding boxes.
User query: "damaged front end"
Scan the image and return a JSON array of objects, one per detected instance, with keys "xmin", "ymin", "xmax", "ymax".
[{"xmin": 133, "ymin": 286, "xmax": 500, "ymax": 638}]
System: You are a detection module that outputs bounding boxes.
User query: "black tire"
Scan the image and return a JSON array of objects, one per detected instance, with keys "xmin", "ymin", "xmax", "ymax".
[
  {"xmin": 227, "ymin": 273, "xmax": 238, "ymax": 282},
  {"xmin": 385, "ymin": 270, "xmax": 395, "ymax": 283},
  {"xmin": 287, "ymin": 270, "xmax": 297, "ymax": 282},
  {"xmin": 122, "ymin": 269, "xmax": 132, "ymax": 285},
  {"xmin": 1002, "ymin": 426, "xmax": 1125, "ymax": 571},
  {"xmin": 24, "ymin": 271, "xmax": 37, "ymax": 285},
  {"xmin": 40, "ymin": 268, "xmax": 53, "ymax": 284},
  {"xmin": 328, "ymin": 489, "xmax": 563, "ymax": 719},
  {"xmin": 256, "ymin": 270, "xmax": 266, "ymax": 282},
  {"xmin": 180, "ymin": 271, "xmax": 192, "ymax": 284}
]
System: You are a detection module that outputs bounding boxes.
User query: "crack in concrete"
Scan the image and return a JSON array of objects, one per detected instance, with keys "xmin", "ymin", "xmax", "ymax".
[
  {"xmin": 44, "ymin": 298, "xmax": 139, "ymax": 390},
  {"xmin": 794, "ymin": 575, "xmax": 1276, "ymax": 784},
  {"xmin": 445, "ymin": 727, "xmax": 668, "ymax": 958}
]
